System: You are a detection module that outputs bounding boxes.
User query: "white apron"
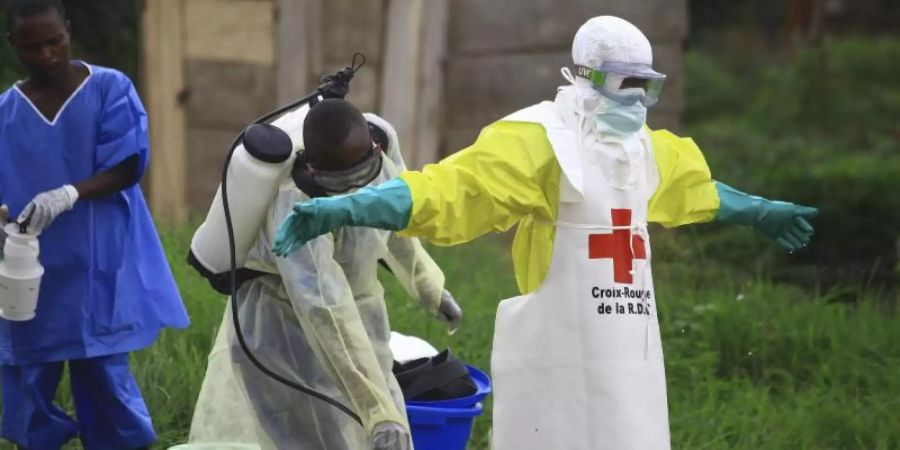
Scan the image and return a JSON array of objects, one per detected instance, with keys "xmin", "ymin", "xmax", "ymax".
[{"xmin": 490, "ymin": 102, "xmax": 670, "ymax": 449}]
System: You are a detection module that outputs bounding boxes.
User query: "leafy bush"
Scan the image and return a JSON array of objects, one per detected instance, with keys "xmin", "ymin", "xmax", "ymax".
[
  {"xmin": 0, "ymin": 0, "xmax": 139, "ymax": 87},
  {"xmin": 764, "ymin": 39, "xmax": 899, "ymax": 137},
  {"xmin": 0, "ymin": 8, "xmax": 22, "ymax": 88},
  {"xmin": 684, "ymin": 38, "xmax": 900, "ymax": 289}
]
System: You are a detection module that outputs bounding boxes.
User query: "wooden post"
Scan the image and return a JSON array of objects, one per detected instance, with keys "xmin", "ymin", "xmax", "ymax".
[
  {"xmin": 142, "ymin": 0, "xmax": 188, "ymax": 224},
  {"xmin": 416, "ymin": 0, "xmax": 449, "ymax": 165},
  {"xmin": 379, "ymin": 0, "xmax": 448, "ymax": 169},
  {"xmin": 380, "ymin": 0, "xmax": 424, "ymax": 167},
  {"xmin": 277, "ymin": 0, "xmax": 323, "ymax": 103}
]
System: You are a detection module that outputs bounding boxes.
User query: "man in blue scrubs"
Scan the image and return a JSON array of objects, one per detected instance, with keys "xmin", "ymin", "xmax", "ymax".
[{"xmin": 0, "ymin": 1, "xmax": 189, "ymax": 449}]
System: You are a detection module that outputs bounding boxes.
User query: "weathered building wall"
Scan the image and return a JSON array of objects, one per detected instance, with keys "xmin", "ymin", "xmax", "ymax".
[
  {"xmin": 180, "ymin": 0, "xmax": 388, "ymax": 212},
  {"xmin": 144, "ymin": 0, "xmax": 688, "ymax": 221},
  {"xmin": 277, "ymin": 0, "xmax": 387, "ymax": 110},
  {"xmin": 442, "ymin": 0, "xmax": 688, "ymax": 154},
  {"xmin": 182, "ymin": 0, "xmax": 277, "ymax": 211},
  {"xmin": 143, "ymin": 0, "xmax": 279, "ymax": 217}
]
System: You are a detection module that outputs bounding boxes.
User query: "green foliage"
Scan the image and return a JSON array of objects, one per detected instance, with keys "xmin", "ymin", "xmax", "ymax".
[
  {"xmin": 682, "ymin": 51, "xmax": 753, "ymax": 124},
  {"xmin": 659, "ymin": 277, "xmax": 900, "ymax": 450},
  {"xmin": 745, "ymin": 38, "xmax": 900, "ymax": 143},
  {"xmin": 0, "ymin": 0, "xmax": 139, "ymax": 88},
  {"xmin": 0, "ymin": 8, "xmax": 22, "ymax": 88},
  {"xmin": 63, "ymin": 0, "xmax": 140, "ymax": 80},
  {"xmin": 684, "ymin": 37, "xmax": 900, "ymax": 288},
  {"xmin": 763, "ymin": 153, "xmax": 900, "ymax": 284}
]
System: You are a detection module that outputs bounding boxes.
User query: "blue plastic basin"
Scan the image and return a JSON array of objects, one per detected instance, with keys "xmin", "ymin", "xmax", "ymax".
[
  {"xmin": 406, "ymin": 402, "xmax": 483, "ymax": 450},
  {"xmin": 404, "ymin": 365, "xmax": 491, "ymax": 449}
]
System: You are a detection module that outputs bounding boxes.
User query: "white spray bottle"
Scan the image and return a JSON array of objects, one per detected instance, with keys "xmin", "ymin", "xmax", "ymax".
[{"xmin": 0, "ymin": 222, "xmax": 44, "ymax": 321}]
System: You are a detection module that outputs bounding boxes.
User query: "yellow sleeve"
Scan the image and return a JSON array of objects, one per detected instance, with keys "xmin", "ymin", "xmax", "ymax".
[
  {"xmin": 647, "ymin": 128, "xmax": 720, "ymax": 228},
  {"xmin": 398, "ymin": 121, "xmax": 560, "ymax": 245}
]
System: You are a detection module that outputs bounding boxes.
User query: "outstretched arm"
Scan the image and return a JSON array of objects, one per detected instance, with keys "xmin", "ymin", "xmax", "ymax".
[
  {"xmin": 273, "ymin": 121, "xmax": 559, "ymax": 256},
  {"xmin": 646, "ymin": 129, "xmax": 818, "ymax": 252}
]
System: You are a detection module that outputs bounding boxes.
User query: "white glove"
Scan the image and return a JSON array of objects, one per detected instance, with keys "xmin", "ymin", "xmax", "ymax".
[
  {"xmin": 371, "ymin": 421, "xmax": 411, "ymax": 450},
  {"xmin": 438, "ymin": 290, "xmax": 463, "ymax": 334},
  {"xmin": 17, "ymin": 185, "xmax": 79, "ymax": 234}
]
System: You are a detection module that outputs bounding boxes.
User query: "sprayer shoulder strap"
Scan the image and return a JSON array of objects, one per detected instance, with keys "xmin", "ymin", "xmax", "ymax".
[{"xmin": 186, "ymin": 251, "xmax": 267, "ymax": 295}]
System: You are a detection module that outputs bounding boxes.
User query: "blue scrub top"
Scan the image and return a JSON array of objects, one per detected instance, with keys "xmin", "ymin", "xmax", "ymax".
[{"xmin": 0, "ymin": 63, "xmax": 189, "ymax": 365}]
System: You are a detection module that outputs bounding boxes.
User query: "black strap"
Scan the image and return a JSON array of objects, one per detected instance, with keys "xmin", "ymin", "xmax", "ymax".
[
  {"xmin": 368, "ymin": 121, "xmax": 390, "ymax": 151},
  {"xmin": 294, "ymin": 121, "xmax": 389, "ymax": 200},
  {"xmin": 186, "ymin": 250, "xmax": 268, "ymax": 295},
  {"xmin": 291, "ymin": 153, "xmax": 329, "ymax": 199}
]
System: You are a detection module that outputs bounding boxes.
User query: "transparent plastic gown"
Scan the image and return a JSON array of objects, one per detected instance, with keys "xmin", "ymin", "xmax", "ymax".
[{"xmin": 187, "ymin": 118, "xmax": 447, "ymax": 450}]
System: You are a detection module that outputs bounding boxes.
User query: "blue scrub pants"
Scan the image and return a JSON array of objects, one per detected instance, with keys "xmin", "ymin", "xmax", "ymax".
[{"xmin": 0, "ymin": 353, "xmax": 156, "ymax": 450}]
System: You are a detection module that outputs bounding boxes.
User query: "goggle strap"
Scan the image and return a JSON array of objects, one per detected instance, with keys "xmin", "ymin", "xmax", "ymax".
[
  {"xmin": 575, "ymin": 65, "xmax": 593, "ymax": 78},
  {"xmin": 574, "ymin": 65, "xmax": 606, "ymax": 86}
]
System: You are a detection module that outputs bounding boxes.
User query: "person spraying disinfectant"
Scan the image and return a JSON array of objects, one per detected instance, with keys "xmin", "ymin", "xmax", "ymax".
[{"xmin": 271, "ymin": 15, "xmax": 818, "ymax": 450}]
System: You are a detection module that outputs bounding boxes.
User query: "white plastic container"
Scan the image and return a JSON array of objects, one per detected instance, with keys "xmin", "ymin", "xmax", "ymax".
[
  {"xmin": 0, "ymin": 224, "xmax": 44, "ymax": 321},
  {"xmin": 390, "ymin": 331, "xmax": 440, "ymax": 363},
  {"xmin": 189, "ymin": 105, "xmax": 308, "ymax": 276}
]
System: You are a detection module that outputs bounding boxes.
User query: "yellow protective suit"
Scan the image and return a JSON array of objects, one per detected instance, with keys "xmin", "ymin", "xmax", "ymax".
[{"xmin": 399, "ymin": 121, "xmax": 720, "ymax": 294}]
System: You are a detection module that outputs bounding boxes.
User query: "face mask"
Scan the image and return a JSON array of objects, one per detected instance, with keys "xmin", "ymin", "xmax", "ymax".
[
  {"xmin": 309, "ymin": 146, "xmax": 384, "ymax": 194},
  {"xmin": 595, "ymin": 101, "xmax": 647, "ymax": 137},
  {"xmin": 561, "ymin": 70, "xmax": 648, "ymax": 138}
]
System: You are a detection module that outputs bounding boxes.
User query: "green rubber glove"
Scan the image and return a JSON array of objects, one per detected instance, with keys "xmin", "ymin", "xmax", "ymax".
[
  {"xmin": 715, "ymin": 181, "xmax": 819, "ymax": 253},
  {"xmin": 273, "ymin": 178, "xmax": 413, "ymax": 256}
]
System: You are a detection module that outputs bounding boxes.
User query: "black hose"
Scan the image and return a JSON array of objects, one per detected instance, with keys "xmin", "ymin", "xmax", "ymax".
[{"xmin": 220, "ymin": 53, "xmax": 368, "ymax": 426}]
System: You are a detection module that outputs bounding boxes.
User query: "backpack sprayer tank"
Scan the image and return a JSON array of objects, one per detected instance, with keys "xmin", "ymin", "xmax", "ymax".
[
  {"xmin": 187, "ymin": 106, "xmax": 308, "ymax": 293},
  {"xmin": 187, "ymin": 54, "xmax": 364, "ymax": 295}
]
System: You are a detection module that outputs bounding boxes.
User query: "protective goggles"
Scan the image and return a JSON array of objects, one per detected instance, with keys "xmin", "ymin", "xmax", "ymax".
[
  {"xmin": 309, "ymin": 142, "xmax": 384, "ymax": 193},
  {"xmin": 575, "ymin": 62, "xmax": 666, "ymax": 107}
]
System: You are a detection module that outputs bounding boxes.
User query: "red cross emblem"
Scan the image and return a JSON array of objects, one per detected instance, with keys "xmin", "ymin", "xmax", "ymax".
[{"xmin": 588, "ymin": 209, "xmax": 647, "ymax": 284}]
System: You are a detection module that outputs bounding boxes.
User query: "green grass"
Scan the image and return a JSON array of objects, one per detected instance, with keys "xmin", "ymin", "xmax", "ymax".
[{"xmin": 2, "ymin": 228, "xmax": 897, "ymax": 449}]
